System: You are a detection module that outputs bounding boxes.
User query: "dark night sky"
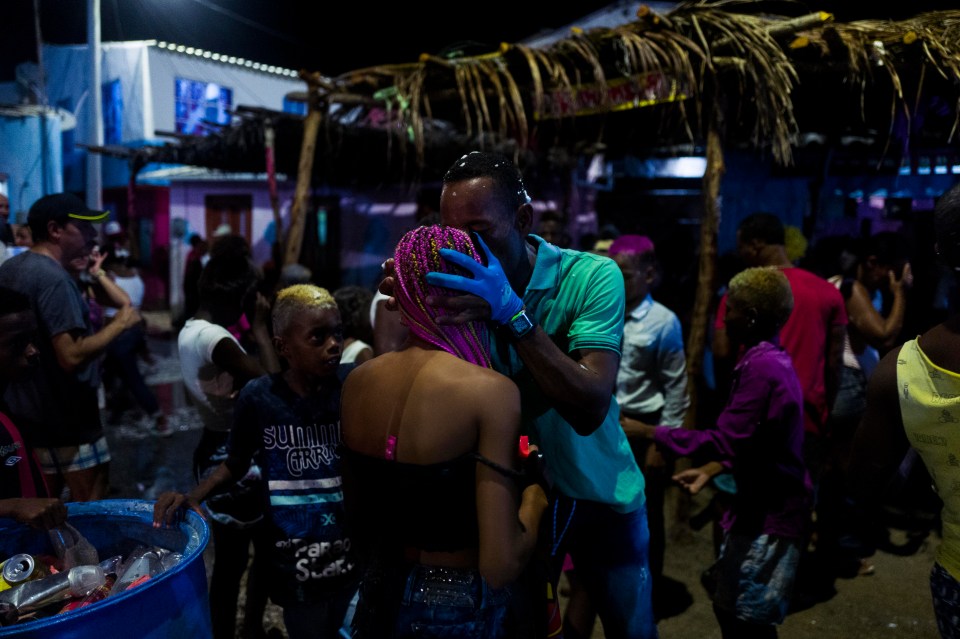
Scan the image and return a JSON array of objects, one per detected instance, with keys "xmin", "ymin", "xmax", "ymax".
[
  {"xmin": 3, "ymin": 0, "xmax": 958, "ymax": 83},
  {"xmin": 2, "ymin": 0, "xmax": 614, "ymax": 80}
]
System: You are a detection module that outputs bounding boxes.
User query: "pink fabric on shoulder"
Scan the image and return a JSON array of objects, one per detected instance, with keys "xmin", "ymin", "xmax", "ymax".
[{"xmin": 227, "ymin": 313, "xmax": 252, "ymax": 341}]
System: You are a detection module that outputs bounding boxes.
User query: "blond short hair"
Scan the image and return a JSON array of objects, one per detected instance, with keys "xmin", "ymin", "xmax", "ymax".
[
  {"xmin": 727, "ymin": 267, "xmax": 794, "ymax": 329},
  {"xmin": 272, "ymin": 284, "xmax": 337, "ymax": 336}
]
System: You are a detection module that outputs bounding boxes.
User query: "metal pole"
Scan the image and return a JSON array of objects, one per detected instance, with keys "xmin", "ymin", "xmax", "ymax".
[
  {"xmin": 86, "ymin": 0, "xmax": 103, "ymax": 210},
  {"xmin": 32, "ymin": 0, "xmax": 50, "ymax": 195}
]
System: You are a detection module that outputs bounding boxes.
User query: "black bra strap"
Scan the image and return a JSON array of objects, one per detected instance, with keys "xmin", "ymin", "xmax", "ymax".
[{"xmin": 470, "ymin": 452, "xmax": 524, "ymax": 480}]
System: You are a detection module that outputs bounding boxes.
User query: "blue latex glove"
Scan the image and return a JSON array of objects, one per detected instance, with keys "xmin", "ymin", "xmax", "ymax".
[{"xmin": 424, "ymin": 234, "xmax": 523, "ymax": 325}]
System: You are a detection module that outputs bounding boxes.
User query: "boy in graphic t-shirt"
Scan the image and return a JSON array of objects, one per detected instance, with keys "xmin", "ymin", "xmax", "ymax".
[{"xmin": 154, "ymin": 284, "xmax": 358, "ymax": 637}]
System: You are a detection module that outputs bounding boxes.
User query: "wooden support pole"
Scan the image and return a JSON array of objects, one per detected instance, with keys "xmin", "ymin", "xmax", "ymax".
[
  {"xmin": 668, "ymin": 108, "xmax": 725, "ymax": 529},
  {"xmin": 283, "ymin": 96, "xmax": 322, "ymax": 267},
  {"xmin": 683, "ymin": 110, "xmax": 725, "ymax": 430},
  {"xmin": 264, "ymin": 119, "xmax": 284, "ymax": 262}
]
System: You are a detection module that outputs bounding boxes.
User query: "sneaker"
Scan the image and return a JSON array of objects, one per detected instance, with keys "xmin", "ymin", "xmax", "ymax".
[{"xmin": 154, "ymin": 415, "xmax": 173, "ymax": 438}]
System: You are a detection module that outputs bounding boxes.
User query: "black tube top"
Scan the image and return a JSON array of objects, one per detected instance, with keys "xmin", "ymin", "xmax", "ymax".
[{"xmin": 341, "ymin": 446, "xmax": 513, "ymax": 553}]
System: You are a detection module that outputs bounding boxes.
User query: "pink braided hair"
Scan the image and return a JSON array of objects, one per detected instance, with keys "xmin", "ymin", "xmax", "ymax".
[{"xmin": 394, "ymin": 225, "xmax": 491, "ymax": 368}]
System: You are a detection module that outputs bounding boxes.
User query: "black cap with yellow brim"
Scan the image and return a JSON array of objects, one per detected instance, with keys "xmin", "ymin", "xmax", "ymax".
[{"xmin": 28, "ymin": 193, "xmax": 110, "ymax": 229}]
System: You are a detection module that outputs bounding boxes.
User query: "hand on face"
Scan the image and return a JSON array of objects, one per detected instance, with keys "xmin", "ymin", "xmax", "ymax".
[
  {"xmin": 424, "ymin": 233, "xmax": 522, "ymax": 325},
  {"xmin": 87, "ymin": 246, "xmax": 107, "ymax": 275},
  {"xmin": 889, "ymin": 261, "xmax": 913, "ymax": 293},
  {"xmin": 62, "ymin": 220, "xmax": 99, "ymax": 265}
]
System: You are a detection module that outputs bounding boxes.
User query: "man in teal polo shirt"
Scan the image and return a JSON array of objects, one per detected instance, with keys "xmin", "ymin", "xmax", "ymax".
[{"xmin": 424, "ymin": 151, "xmax": 656, "ymax": 639}]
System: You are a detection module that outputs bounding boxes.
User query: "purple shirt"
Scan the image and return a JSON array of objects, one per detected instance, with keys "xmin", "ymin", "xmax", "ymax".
[{"xmin": 654, "ymin": 341, "xmax": 813, "ymax": 539}]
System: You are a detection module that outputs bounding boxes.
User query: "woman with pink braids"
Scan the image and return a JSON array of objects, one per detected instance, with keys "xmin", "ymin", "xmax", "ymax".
[{"xmin": 340, "ymin": 224, "xmax": 549, "ymax": 638}]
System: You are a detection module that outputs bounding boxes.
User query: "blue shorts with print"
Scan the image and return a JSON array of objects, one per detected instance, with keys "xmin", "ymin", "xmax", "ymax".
[
  {"xmin": 394, "ymin": 564, "xmax": 510, "ymax": 638},
  {"xmin": 709, "ymin": 531, "xmax": 801, "ymax": 625},
  {"xmin": 354, "ymin": 562, "xmax": 511, "ymax": 638}
]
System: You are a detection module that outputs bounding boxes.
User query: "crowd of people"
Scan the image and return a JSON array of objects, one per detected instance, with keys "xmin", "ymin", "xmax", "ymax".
[{"xmin": 1, "ymin": 155, "xmax": 958, "ymax": 638}]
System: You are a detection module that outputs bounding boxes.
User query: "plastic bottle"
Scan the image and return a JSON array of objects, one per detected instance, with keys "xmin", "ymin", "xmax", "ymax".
[
  {"xmin": 110, "ymin": 548, "xmax": 162, "ymax": 595},
  {"xmin": 48, "ymin": 524, "xmax": 99, "ymax": 569},
  {"xmin": 98, "ymin": 555, "xmax": 124, "ymax": 576},
  {"xmin": 0, "ymin": 565, "xmax": 105, "ymax": 618},
  {"xmin": 59, "ymin": 575, "xmax": 116, "ymax": 613},
  {"xmin": 158, "ymin": 550, "xmax": 183, "ymax": 573}
]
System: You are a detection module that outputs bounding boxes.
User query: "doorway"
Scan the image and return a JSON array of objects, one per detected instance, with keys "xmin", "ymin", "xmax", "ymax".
[{"xmin": 205, "ymin": 194, "xmax": 252, "ymax": 246}]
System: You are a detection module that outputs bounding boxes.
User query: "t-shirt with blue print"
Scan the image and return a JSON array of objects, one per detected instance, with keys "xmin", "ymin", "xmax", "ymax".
[{"xmin": 226, "ymin": 367, "xmax": 358, "ymax": 605}]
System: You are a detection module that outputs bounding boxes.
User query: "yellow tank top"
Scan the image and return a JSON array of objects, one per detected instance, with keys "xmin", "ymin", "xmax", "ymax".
[{"xmin": 898, "ymin": 338, "xmax": 960, "ymax": 580}]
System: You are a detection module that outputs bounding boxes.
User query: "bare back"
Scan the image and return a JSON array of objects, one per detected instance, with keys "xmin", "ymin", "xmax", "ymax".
[{"xmin": 341, "ymin": 345, "xmax": 520, "ymax": 466}]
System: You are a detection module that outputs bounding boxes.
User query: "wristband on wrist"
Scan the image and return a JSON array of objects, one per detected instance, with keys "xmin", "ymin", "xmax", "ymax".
[
  {"xmin": 92, "ymin": 269, "xmax": 107, "ymax": 279},
  {"xmin": 504, "ymin": 308, "xmax": 536, "ymax": 340}
]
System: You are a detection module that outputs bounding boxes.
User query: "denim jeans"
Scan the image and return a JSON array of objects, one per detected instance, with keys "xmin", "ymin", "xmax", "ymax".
[
  {"xmin": 550, "ymin": 497, "xmax": 658, "ymax": 639},
  {"xmin": 709, "ymin": 531, "xmax": 801, "ymax": 625},
  {"xmin": 831, "ymin": 365, "xmax": 867, "ymax": 421},
  {"xmin": 392, "ymin": 564, "xmax": 511, "ymax": 638}
]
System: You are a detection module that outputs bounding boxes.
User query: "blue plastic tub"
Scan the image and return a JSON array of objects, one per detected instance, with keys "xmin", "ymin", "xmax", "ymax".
[{"xmin": 0, "ymin": 499, "xmax": 211, "ymax": 638}]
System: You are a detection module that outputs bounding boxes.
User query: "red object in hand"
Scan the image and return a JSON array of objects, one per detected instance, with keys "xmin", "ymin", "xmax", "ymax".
[{"xmin": 518, "ymin": 436, "xmax": 531, "ymax": 459}]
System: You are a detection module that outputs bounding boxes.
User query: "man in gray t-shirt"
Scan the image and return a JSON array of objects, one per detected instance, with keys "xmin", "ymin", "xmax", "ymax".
[{"xmin": 0, "ymin": 193, "xmax": 139, "ymax": 501}]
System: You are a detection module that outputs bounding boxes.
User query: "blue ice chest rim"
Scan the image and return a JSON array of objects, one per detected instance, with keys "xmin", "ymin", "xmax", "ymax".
[
  {"xmin": 62, "ymin": 499, "xmax": 209, "ymax": 557},
  {"xmin": 0, "ymin": 499, "xmax": 210, "ymax": 636}
]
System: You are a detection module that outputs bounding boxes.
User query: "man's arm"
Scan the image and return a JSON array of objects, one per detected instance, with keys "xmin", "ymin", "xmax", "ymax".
[
  {"xmin": 50, "ymin": 304, "xmax": 140, "ymax": 373},
  {"xmin": 513, "ymin": 334, "xmax": 619, "ymax": 436},
  {"xmin": 87, "ymin": 248, "xmax": 131, "ymax": 310},
  {"xmin": 654, "ymin": 357, "xmax": 771, "ymax": 461},
  {"xmin": 846, "ymin": 346, "xmax": 910, "ymax": 501},
  {"xmin": 424, "ymin": 239, "xmax": 624, "ymax": 436},
  {"xmin": 424, "ymin": 294, "xmax": 619, "ymax": 435},
  {"xmin": 153, "ymin": 462, "xmax": 234, "ymax": 528},
  {"xmin": 211, "ymin": 337, "xmax": 269, "ymax": 390},
  {"xmin": 0, "ymin": 498, "xmax": 67, "ymax": 529},
  {"xmin": 90, "ymin": 270, "xmax": 132, "ymax": 310},
  {"xmin": 673, "ymin": 460, "xmax": 725, "ymax": 495},
  {"xmin": 847, "ymin": 270, "xmax": 910, "ymax": 351},
  {"xmin": 155, "ymin": 389, "xmax": 258, "ymax": 528}
]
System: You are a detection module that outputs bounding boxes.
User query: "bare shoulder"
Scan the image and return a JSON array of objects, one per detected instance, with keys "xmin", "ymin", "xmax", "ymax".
[
  {"xmin": 432, "ymin": 356, "xmax": 516, "ymax": 391},
  {"xmin": 343, "ymin": 351, "xmax": 391, "ymax": 386},
  {"xmin": 417, "ymin": 358, "xmax": 520, "ymax": 424},
  {"xmin": 916, "ymin": 322, "xmax": 960, "ymax": 372},
  {"xmin": 866, "ymin": 343, "xmax": 904, "ymax": 400}
]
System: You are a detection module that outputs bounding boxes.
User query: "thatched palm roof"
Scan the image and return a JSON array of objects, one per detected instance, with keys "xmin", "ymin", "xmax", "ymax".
[
  {"xmin": 312, "ymin": 1, "xmax": 959, "ymax": 169},
  {"xmin": 96, "ymin": 1, "xmax": 960, "ymax": 187}
]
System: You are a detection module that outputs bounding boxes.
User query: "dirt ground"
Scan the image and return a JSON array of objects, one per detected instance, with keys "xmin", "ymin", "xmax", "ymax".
[
  {"xmin": 113, "ymin": 326, "xmax": 944, "ymax": 639},
  {"xmin": 230, "ymin": 482, "xmax": 943, "ymax": 639},
  {"xmin": 647, "ymin": 486, "xmax": 942, "ymax": 639}
]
